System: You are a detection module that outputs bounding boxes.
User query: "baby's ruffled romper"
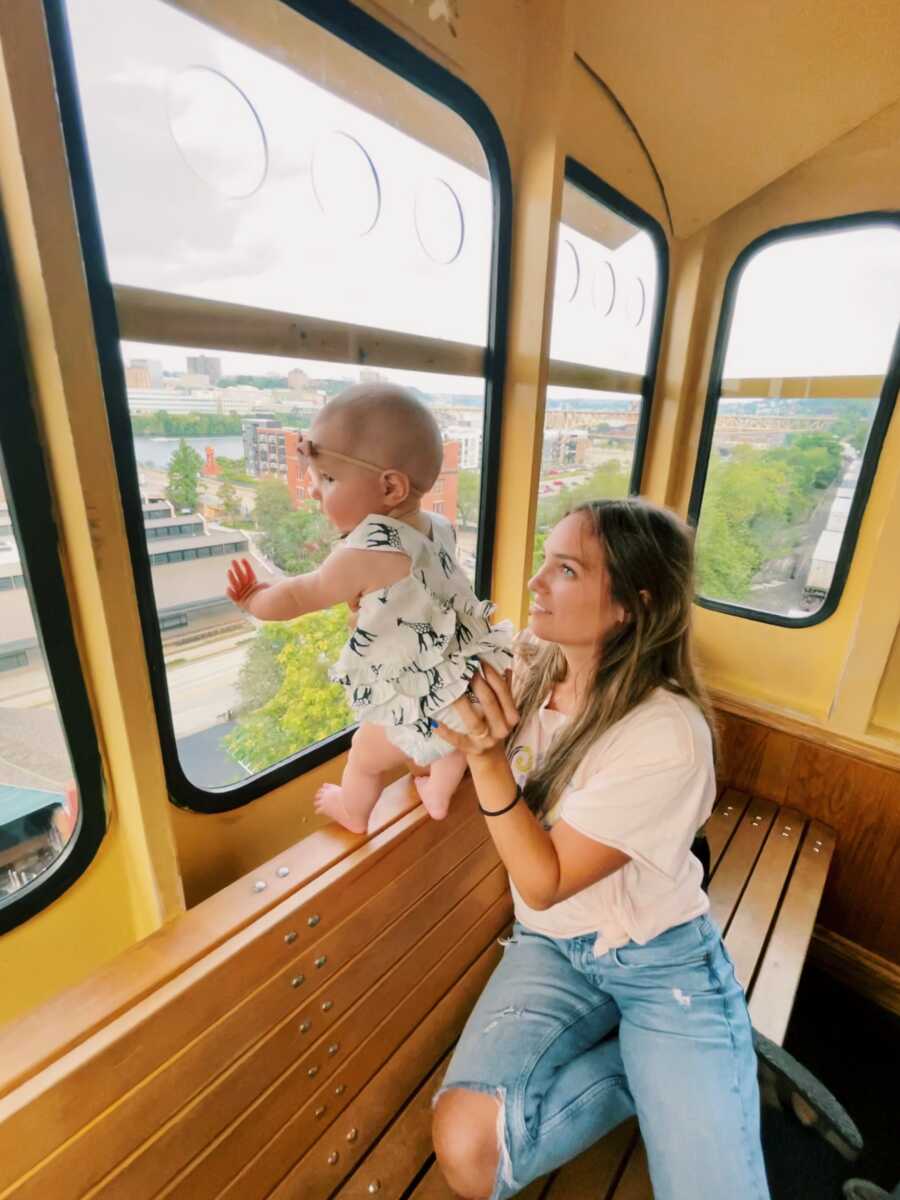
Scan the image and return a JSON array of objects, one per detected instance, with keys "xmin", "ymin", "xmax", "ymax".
[{"xmin": 330, "ymin": 513, "xmax": 515, "ymax": 764}]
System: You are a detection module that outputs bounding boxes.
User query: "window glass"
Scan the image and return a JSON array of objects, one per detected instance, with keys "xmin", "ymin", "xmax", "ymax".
[
  {"xmin": 693, "ymin": 224, "xmax": 900, "ymax": 619},
  {"xmin": 0, "ymin": 468, "xmax": 82, "ymax": 904},
  {"xmin": 531, "ymin": 173, "xmax": 662, "ymax": 572},
  {"xmin": 62, "ymin": 0, "xmax": 499, "ymax": 795}
]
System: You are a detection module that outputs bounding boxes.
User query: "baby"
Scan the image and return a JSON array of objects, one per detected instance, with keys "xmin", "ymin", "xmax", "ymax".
[{"xmin": 226, "ymin": 383, "xmax": 514, "ymax": 833}]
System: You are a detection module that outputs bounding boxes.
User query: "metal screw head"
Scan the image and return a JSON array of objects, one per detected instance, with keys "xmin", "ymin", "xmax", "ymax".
[
  {"xmin": 299, "ymin": 1020, "xmax": 311, "ymax": 1033},
  {"xmin": 253, "ymin": 880, "xmax": 267, "ymax": 893},
  {"xmin": 327, "ymin": 1042, "xmax": 339, "ymax": 1056},
  {"xmin": 813, "ymin": 846, "xmax": 821, "ymax": 853},
  {"xmin": 368, "ymin": 1182, "xmax": 381, "ymax": 1194},
  {"xmin": 314, "ymin": 955, "xmax": 327, "ymax": 968},
  {"xmin": 308, "ymin": 1065, "xmax": 319, "ymax": 1078},
  {"xmin": 782, "ymin": 831, "xmax": 790, "ymax": 838},
  {"xmin": 307, "ymin": 913, "xmax": 321, "ymax": 927},
  {"xmin": 284, "ymin": 931, "xmax": 297, "ymax": 945},
  {"xmin": 335, "ymin": 1083, "xmax": 346, "ymax": 1096},
  {"xmin": 315, "ymin": 1105, "xmax": 326, "ymax": 1119},
  {"xmin": 321, "ymin": 999, "xmax": 333, "ymax": 1012},
  {"xmin": 346, "ymin": 1127, "xmax": 359, "ymax": 1142},
  {"xmin": 290, "ymin": 975, "xmax": 305, "ymax": 989},
  {"xmin": 276, "ymin": 865, "xmax": 290, "ymax": 878},
  {"xmin": 327, "ymin": 1151, "xmax": 339, "ymax": 1166}
]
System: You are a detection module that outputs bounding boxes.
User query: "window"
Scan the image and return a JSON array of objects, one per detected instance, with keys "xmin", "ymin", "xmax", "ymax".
[
  {"xmin": 530, "ymin": 160, "xmax": 667, "ymax": 573},
  {"xmin": 691, "ymin": 217, "xmax": 900, "ymax": 625},
  {"xmin": 54, "ymin": 0, "xmax": 510, "ymax": 809},
  {"xmin": 0, "ymin": 223, "xmax": 104, "ymax": 930}
]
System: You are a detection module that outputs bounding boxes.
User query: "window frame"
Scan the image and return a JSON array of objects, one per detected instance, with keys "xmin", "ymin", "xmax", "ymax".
[
  {"xmin": 0, "ymin": 213, "xmax": 106, "ymax": 933},
  {"xmin": 688, "ymin": 212, "xmax": 900, "ymax": 629},
  {"xmin": 549, "ymin": 158, "xmax": 670, "ymax": 496},
  {"xmin": 43, "ymin": 0, "xmax": 512, "ymax": 813}
]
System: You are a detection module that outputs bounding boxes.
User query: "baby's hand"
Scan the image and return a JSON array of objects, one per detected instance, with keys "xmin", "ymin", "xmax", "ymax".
[{"xmin": 226, "ymin": 558, "xmax": 267, "ymax": 609}]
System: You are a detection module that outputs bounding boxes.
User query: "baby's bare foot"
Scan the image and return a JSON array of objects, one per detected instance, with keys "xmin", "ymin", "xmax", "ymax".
[
  {"xmin": 413, "ymin": 774, "xmax": 452, "ymax": 821},
  {"xmin": 314, "ymin": 783, "xmax": 368, "ymax": 834}
]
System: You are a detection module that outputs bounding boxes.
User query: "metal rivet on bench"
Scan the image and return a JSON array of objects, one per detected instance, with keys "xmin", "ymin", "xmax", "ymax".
[
  {"xmin": 315, "ymin": 1105, "xmax": 326, "ymax": 1119},
  {"xmin": 327, "ymin": 1151, "xmax": 339, "ymax": 1165},
  {"xmin": 253, "ymin": 880, "xmax": 267, "ymax": 893},
  {"xmin": 291, "ymin": 975, "xmax": 305, "ymax": 988},
  {"xmin": 327, "ymin": 1042, "xmax": 339, "ymax": 1056},
  {"xmin": 284, "ymin": 931, "xmax": 297, "ymax": 945},
  {"xmin": 814, "ymin": 839, "xmax": 823, "ymax": 847},
  {"xmin": 322, "ymin": 1000, "xmax": 333, "ymax": 1012},
  {"xmin": 813, "ymin": 846, "xmax": 821, "ymax": 853},
  {"xmin": 308, "ymin": 1065, "xmax": 319, "ymax": 1078},
  {"xmin": 315, "ymin": 955, "xmax": 327, "ymax": 968},
  {"xmin": 299, "ymin": 1020, "xmax": 311, "ymax": 1033},
  {"xmin": 335, "ymin": 1083, "xmax": 346, "ymax": 1096},
  {"xmin": 782, "ymin": 831, "xmax": 790, "ymax": 838},
  {"xmin": 308, "ymin": 914, "xmax": 321, "ymax": 927},
  {"xmin": 368, "ymin": 1182, "xmax": 381, "ymax": 1194},
  {"xmin": 276, "ymin": 866, "xmax": 290, "ymax": 878},
  {"xmin": 347, "ymin": 1127, "xmax": 358, "ymax": 1142}
]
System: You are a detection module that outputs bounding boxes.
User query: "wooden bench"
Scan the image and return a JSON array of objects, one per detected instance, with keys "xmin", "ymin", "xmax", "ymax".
[{"xmin": 0, "ymin": 784, "xmax": 833, "ymax": 1200}]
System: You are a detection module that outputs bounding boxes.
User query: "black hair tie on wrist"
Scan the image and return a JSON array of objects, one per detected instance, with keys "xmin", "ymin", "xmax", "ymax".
[{"xmin": 478, "ymin": 786, "xmax": 522, "ymax": 817}]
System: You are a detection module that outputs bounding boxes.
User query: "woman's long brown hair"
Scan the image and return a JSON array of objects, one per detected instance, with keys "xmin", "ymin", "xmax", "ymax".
[{"xmin": 512, "ymin": 498, "xmax": 717, "ymax": 818}]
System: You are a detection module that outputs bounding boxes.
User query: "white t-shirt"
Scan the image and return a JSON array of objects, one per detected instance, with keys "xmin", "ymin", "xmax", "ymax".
[{"xmin": 507, "ymin": 686, "xmax": 715, "ymax": 953}]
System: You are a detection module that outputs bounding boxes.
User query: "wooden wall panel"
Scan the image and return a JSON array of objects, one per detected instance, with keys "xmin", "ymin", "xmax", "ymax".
[{"xmin": 717, "ymin": 710, "xmax": 900, "ymax": 965}]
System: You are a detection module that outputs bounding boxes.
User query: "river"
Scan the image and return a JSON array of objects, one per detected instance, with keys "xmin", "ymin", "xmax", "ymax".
[{"xmin": 132, "ymin": 436, "xmax": 245, "ymax": 469}]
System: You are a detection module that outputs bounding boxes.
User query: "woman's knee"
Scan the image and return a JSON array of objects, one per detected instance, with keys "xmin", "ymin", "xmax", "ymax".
[{"xmin": 433, "ymin": 1088, "xmax": 502, "ymax": 1199}]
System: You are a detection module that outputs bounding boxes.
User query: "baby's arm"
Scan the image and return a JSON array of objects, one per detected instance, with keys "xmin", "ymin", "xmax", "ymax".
[{"xmin": 227, "ymin": 549, "xmax": 409, "ymax": 621}]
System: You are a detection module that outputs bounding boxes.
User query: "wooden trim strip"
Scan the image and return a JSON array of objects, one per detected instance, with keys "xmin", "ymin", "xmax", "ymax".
[
  {"xmin": 707, "ymin": 798, "xmax": 778, "ymax": 934},
  {"xmin": 720, "ymin": 374, "xmax": 883, "ymax": 400},
  {"xmin": 208, "ymin": 890, "xmax": 513, "ymax": 1200},
  {"xmin": 0, "ymin": 794, "xmax": 477, "ymax": 1189},
  {"xmin": 0, "ymin": 776, "xmax": 420, "ymax": 1100},
  {"xmin": 748, "ymin": 823, "xmax": 836, "ymax": 1043},
  {"xmin": 723, "ymin": 807, "xmax": 807, "ymax": 991},
  {"xmin": 704, "ymin": 789, "xmax": 751, "ymax": 874},
  {"xmin": 90, "ymin": 854, "xmax": 505, "ymax": 1200},
  {"xmin": 546, "ymin": 359, "xmax": 644, "ymax": 395},
  {"xmin": 275, "ymin": 943, "xmax": 501, "ymax": 1200},
  {"xmin": 114, "ymin": 285, "xmax": 485, "ymax": 378},
  {"xmin": 3, "ymin": 815, "xmax": 492, "ymax": 1200},
  {"xmin": 807, "ymin": 927, "xmax": 900, "ymax": 1020}
]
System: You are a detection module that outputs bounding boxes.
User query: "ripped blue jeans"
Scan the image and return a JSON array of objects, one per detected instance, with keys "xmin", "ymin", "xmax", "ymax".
[{"xmin": 437, "ymin": 914, "xmax": 770, "ymax": 1200}]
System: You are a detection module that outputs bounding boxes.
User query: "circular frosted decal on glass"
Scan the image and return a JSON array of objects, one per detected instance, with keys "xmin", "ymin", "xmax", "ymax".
[
  {"xmin": 414, "ymin": 178, "xmax": 465, "ymax": 264},
  {"xmin": 556, "ymin": 240, "xmax": 580, "ymax": 303},
  {"xmin": 167, "ymin": 67, "xmax": 268, "ymax": 199},
  {"xmin": 312, "ymin": 132, "xmax": 381, "ymax": 236},
  {"xmin": 592, "ymin": 261, "xmax": 616, "ymax": 316},
  {"xmin": 626, "ymin": 276, "xmax": 647, "ymax": 326}
]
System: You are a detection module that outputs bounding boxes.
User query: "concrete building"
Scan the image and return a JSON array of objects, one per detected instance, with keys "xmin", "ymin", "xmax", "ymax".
[
  {"xmin": 422, "ymin": 439, "xmax": 460, "ymax": 524},
  {"xmin": 125, "ymin": 365, "xmax": 152, "ymax": 389},
  {"xmin": 129, "ymin": 358, "xmax": 163, "ymax": 386},
  {"xmin": 242, "ymin": 417, "xmax": 281, "ymax": 477},
  {"xmin": 542, "ymin": 429, "xmax": 590, "ymax": 467},
  {"xmin": 187, "ymin": 355, "xmax": 222, "ymax": 384},
  {"xmin": 443, "ymin": 426, "xmax": 482, "ymax": 470},
  {"xmin": 128, "ymin": 388, "xmax": 220, "ymax": 415}
]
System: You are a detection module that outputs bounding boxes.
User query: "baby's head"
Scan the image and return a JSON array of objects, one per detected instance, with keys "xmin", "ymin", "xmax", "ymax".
[{"xmin": 305, "ymin": 384, "xmax": 444, "ymax": 533}]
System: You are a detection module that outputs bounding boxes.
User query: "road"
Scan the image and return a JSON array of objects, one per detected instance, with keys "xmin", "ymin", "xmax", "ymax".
[{"xmin": 138, "ymin": 466, "xmax": 258, "ymax": 514}]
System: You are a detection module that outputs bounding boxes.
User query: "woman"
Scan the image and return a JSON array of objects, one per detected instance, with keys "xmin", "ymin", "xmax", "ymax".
[{"xmin": 431, "ymin": 498, "xmax": 771, "ymax": 1200}]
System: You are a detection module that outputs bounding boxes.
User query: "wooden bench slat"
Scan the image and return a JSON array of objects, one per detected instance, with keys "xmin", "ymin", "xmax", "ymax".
[
  {"xmin": 0, "ymin": 796, "xmax": 480, "ymax": 1190},
  {"xmin": 409, "ymin": 1161, "xmax": 549, "ymax": 1200},
  {"xmin": 705, "ymin": 789, "xmax": 752, "ymax": 874},
  {"xmin": 708, "ymin": 797, "xmax": 778, "ymax": 933},
  {"xmin": 275, "ymin": 939, "xmax": 501, "ymax": 1200},
  {"xmin": 724, "ymin": 806, "xmax": 807, "ymax": 990},
  {"xmin": 607, "ymin": 1138, "xmax": 651, "ymax": 1199},
  {"xmin": 207, "ymin": 892, "xmax": 511, "ymax": 1200},
  {"xmin": 92, "ymin": 856, "xmax": 506, "ymax": 1200},
  {"xmin": 748, "ymin": 820, "xmax": 836, "ymax": 1043},
  {"xmin": 541, "ymin": 1118, "xmax": 638, "ymax": 1199},
  {"xmin": 328, "ymin": 1054, "xmax": 450, "ymax": 1200}
]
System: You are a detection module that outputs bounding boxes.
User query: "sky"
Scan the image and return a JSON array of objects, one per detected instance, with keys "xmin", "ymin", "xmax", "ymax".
[{"xmin": 68, "ymin": 0, "xmax": 900, "ymax": 396}]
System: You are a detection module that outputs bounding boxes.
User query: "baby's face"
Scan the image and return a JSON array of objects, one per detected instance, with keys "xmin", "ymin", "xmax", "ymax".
[{"xmin": 305, "ymin": 416, "xmax": 386, "ymax": 533}]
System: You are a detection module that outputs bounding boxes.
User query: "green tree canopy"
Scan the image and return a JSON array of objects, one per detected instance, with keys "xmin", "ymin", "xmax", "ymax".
[
  {"xmin": 457, "ymin": 469, "xmax": 481, "ymax": 529},
  {"xmin": 166, "ymin": 439, "xmax": 203, "ymax": 512}
]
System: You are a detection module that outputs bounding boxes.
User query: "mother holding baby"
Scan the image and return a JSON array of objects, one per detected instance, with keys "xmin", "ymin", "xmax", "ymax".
[{"xmin": 430, "ymin": 497, "xmax": 773, "ymax": 1200}]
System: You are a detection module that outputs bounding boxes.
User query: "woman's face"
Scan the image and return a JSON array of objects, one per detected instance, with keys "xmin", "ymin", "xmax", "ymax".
[{"xmin": 527, "ymin": 512, "xmax": 626, "ymax": 649}]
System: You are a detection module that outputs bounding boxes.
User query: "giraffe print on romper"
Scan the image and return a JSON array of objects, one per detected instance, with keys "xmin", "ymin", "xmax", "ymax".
[
  {"xmin": 348, "ymin": 627, "xmax": 377, "ymax": 656},
  {"xmin": 366, "ymin": 521, "xmax": 404, "ymax": 551},
  {"xmin": 396, "ymin": 617, "xmax": 447, "ymax": 653}
]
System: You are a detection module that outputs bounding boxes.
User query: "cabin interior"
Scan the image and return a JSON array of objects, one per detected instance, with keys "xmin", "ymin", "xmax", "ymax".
[{"xmin": 0, "ymin": 1, "xmax": 898, "ymax": 1197}]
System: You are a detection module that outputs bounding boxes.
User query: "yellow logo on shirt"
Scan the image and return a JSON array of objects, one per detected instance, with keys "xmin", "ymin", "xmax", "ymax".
[{"xmin": 510, "ymin": 744, "xmax": 534, "ymax": 777}]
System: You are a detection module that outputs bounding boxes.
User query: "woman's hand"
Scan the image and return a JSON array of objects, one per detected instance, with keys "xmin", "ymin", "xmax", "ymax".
[
  {"xmin": 435, "ymin": 664, "xmax": 520, "ymax": 761},
  {"xmin": 226, "ymin": 558, "xmax": 268, "ymax": 609}
]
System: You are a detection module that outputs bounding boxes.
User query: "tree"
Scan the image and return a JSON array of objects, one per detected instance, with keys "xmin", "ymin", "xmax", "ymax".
[
  {"xmin": 263, "ymin": 505, "xmax": 334, "ymax": 573},
  {"xmin": 219, "ymin": 479, "xmax": 241, "ymax": 524},
  {"xmin": 224, "ymin": 607, "xmax": 353, "ymax": 772},
  {"xmin": 254, "ymin": 479, "xmax": 294, "ymax": 535},
  {"xmin": 166, "ymin": 439, "xmax": 203, "ymax": 511},
  {"xmin": 457, "ymin": 470, "xmax": 481, "ymax": 529}
]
